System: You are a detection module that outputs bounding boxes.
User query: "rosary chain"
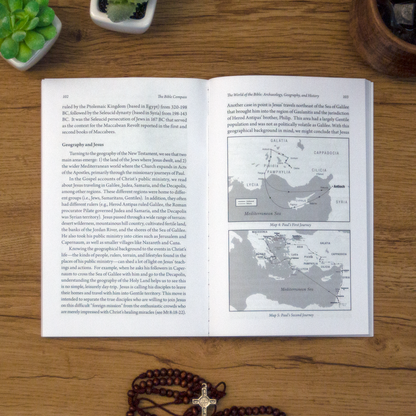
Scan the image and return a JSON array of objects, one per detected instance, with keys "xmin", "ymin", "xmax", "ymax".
[
  {"xmin": 127, "ymin": 369, "xmax": 286, "ymax": 416},
  {"xmin": 214, "ymin": 406, "xmax": 286, "ymax": 416}
]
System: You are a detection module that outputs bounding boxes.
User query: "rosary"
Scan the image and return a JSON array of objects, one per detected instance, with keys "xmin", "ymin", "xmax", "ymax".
[{"xmin": 126, "ymin": 369, "xmax": 286, "ymax": 416}]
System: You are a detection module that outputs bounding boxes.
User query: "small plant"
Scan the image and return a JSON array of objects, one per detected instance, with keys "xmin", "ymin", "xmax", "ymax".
[
  {"xmin": 106, "ymin": 0, "xmax": 147, "ymax": 23},
  {"xmin": 0, "ymin": 0, "xmax": 57, "ymax": 62}
]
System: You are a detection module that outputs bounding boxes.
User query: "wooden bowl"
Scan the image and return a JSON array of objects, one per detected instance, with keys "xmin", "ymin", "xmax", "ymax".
[{"xmin": 350, "ymin": 0, "xmax": 416, "ymax": 76}]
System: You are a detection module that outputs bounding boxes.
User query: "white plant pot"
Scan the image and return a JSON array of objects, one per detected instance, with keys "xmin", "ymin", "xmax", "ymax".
[
  {"xmin": 2, "ymin": 16, "xmax": 62, "ymax": 71},
  {"xmin": 90, "ymin": 0, "xmax": 157, "ymax": 34}
]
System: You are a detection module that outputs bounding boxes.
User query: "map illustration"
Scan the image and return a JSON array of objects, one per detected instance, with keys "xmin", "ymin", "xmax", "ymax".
[
  {"xmin": 228, "ymin": 137, "xmax": 350, "ymax": 222},
  {"xmin": 229, "ymin": 230, "xmax": 351, "ymax": 311}
]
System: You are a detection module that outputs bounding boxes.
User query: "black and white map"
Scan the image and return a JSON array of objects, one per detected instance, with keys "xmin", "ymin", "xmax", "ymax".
[
  {"xmin": 228, "ymin": 137, "xmax": 350, "ymax": 222},
  {"xmin": 229, "ymin": 230, "xmax": 351, "ymax": 311}
]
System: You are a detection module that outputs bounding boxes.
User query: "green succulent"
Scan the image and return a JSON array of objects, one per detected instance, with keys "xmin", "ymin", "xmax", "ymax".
[
  {"xmin": 107, "ymin": 0, "xmax": 147, "ymax": 23},
  {"xmin": 0, "ymin": 0, "xmax": 56, "ymax": 62}
]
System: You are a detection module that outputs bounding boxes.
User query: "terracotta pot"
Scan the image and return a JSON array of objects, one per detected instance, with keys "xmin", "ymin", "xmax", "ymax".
[{"xmin": 350, "ymin": 0, "xmax": 416, "ymax": 77}]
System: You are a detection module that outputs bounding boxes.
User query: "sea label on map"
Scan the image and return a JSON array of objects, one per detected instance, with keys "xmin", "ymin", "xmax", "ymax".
[
  {"xmin": 229, "ymin": 229, "xmax": 351, "ymax": 311},
  {"xmin": 228, "ymin": 136, "xmax": 350, "ymax": 222}
]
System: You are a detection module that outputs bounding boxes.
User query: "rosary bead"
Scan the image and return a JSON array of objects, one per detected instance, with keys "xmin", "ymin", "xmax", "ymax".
[
  {"xmin": 192, "ymin": 406, "xmax": 199, "ymax": 415},
  {"xmin": 252, "ymin": 407, "xmax": 259, "ymax": 415},
  {"xmin": 153, "ymin": 378, "xmax": 160, "ymax": 386},
  {"xmin": 160, "ymin": 378, "xmax": 167, "ymax": 386},
  {"xmin": 187, "ymin": 382, "xmax": 194, "ymax": 389},
  {"xmin": 173, "ymin": 391, "xmax": 180, "ymax": 398},
  {"xmin": 139, "ymin": 381, "xmax": 147, "ymax": 389},
  {"xmin": 168, "ymin": 369, "xmax": 174, "ymax": 377},
  {"xmin": 174, "ymin": 377, "xmax": 181, "ymax": 385},
  {"xmin": 133, "ymin": 384, "xmax": 140, "ymax": 392},
  {"xmin": 146, "ymin": 380, "xmax": 153, "ymax": 387},
  {"xmin": 193, "ymin": 375, "xmax": 200, "ymax": 383},
  {"xmin": 266, "ymin": 407, "xmax": 273, "ymax": 414},
  {"xmin": 223, "ymin": 409, "xmax": 230, "ymax": 416},
  {"xmin": 154, "ymin": 369, "xmax": 160, "ymax": 377},
  {"xmin": 160, "ymin": 388, "xmax": 166, "ymax": 396},
  {"xmin": 259, "ymin": 407, "xmax": 266, "ymax": 414},
  {"xmin": 166, "ymin": 389, "xmax": 173, "ymax": 397},
  {"xmin": 272, "ymin": 410, "xmax": 279, "ymax": 416},
  {"xmin": 193, "ymin": 383, "xmax": 201, "ymax": 391},
  {"xmin": 167, "ymin": 378, "xmax": 173, "ymax": 386},
  {"xmin": 128, "ymin": 390, "xmax": 135, "ymax": 397},
  {"xmin": 183, "ymin": 396, "xmax": 190, "ymax": 404},
  {"xmin": 246, "ymin": 408, "xmax": 253, "ymax": 415},
  {"xmin": 181, "ymin": 371, "xmax": 187, "ymax": 379},
  {"xmin": 127, "ymin": 412, "xmax": 134, "ymax": 416},
  {"xmin": 181, "ymin": 380, "xmax": 187, "ymax": 388},
  {"xmin": 129, "ymin": 406, "xmax": 136, "ymax": 412},
  {"xmin": 187, "ymin": 389, "xmax": 193, "ymax": 397},
  {"xmin": 160, "ymin": 368, "xmax": 167, "ymax": 376},
  {"xmin": 238, "ymin": 407, "xmax": 246, "ymax": 415},
  {"xmin": 146, "ymin": 387, "xmax": 152, "ymax": 394},
  {"xmin": 146, "ymin": 370, "xmax": 153, "ymax": 378},
  {"xmin": 187, "ymin": 373, "xmax": 193, "ymax": 381},
  {"xmin": 174, "ymin": 369, "xmax": 181, "ymax": 377}
]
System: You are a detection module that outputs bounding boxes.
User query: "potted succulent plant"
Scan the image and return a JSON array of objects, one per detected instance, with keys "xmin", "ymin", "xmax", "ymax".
[
  {"xmin": 0, "ymin": 0, "xmax": 61, "ymax": 71},
  {"xmin": 350, "ymin": 0, "xmax": 416, "ymax": 76},
  {"xmin": 90, "ymin": 0, "xmax": 157, "ymax": 34}
]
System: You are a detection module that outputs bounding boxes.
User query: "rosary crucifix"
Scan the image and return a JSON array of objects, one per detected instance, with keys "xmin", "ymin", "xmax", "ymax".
[{"xmin": 192, "ymin": 383, "xmax": 217, "ymax": 416}]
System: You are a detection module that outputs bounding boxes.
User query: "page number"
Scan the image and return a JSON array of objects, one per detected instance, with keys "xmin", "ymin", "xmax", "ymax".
[
  {"xmin": 343, "ymin": 95, "xmax": 349, "ymax": 99},
  {"xmin": 63, "ymin": 95, "xmax": 69, "ymax": 98}
]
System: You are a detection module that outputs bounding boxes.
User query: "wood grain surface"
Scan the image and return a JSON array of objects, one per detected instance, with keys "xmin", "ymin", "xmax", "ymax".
[{"xmin": 1, "ymin": 1, "xmax": 415, "ymax": 415}]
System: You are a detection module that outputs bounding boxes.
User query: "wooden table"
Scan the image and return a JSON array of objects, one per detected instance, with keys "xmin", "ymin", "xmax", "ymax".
[{"xmin": 1, "ymin": 1, "xmax": 415, "ymax": 415}]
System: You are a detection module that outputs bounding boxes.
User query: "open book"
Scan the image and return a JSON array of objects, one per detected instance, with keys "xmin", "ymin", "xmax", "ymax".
[{"xmin": 41, "ymin": 76, "xmax": 373, "ymax": 337}]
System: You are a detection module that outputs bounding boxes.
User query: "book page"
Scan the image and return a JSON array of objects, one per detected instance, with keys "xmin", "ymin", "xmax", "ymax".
[
  {"xmin": 42, "ymin": 78, "xmax": 209, "ymax": 337},
  {"xmin": 207, "ymin": 75, "xmax": 373, "ymax": 337}
]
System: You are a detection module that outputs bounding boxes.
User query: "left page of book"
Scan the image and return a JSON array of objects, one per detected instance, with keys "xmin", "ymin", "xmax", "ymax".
[{"xmin": 41, "ymin": 77, "xmax": 209, "ymax": 337}]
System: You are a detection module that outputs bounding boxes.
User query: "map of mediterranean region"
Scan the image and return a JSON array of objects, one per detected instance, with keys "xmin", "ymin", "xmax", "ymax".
[
  {"xmin": 229, "ymin": 230, "xmax": 351, "ymax": 311},
  {"xmin": 228, "ymin": 136, "xmax": 350, "ymax": 222}
]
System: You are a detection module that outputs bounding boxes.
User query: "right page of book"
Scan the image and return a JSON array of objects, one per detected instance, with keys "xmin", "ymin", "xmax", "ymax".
[{"xmin": 207, "ymin": 75, "xmax": 373, "ymax": 337}]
